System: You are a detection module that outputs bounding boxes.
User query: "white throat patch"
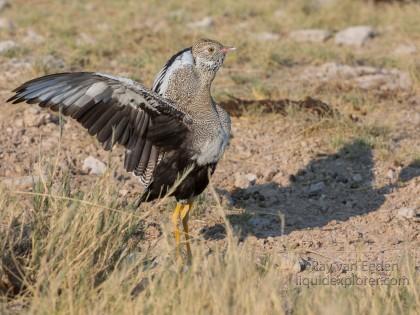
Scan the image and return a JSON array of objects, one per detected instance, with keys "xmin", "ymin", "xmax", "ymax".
[{"xmin": 152, "ymin": 49, "xmax": 194, "ymax": 95}]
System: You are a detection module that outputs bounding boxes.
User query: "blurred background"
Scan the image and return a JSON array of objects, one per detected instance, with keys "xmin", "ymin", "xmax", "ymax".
[{"xmin": 0, "ymin": 0, "xmax": 419, "ymax": 100}]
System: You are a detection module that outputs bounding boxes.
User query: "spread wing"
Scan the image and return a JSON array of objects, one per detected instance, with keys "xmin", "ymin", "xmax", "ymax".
[{"xmin": 7, "ymin": 72, "xmax": 192, "ymax": 185}]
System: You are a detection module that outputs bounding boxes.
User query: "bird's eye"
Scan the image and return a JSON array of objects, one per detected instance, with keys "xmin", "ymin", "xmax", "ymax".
[{"xmin": 208, "ymin": 47, "xmax": 214, "ymax": 53}]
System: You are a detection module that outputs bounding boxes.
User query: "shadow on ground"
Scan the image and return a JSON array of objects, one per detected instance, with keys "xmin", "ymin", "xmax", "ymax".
[{"xmin": 201, "ymin": 140, "xmax": 420, "ymax": 240}]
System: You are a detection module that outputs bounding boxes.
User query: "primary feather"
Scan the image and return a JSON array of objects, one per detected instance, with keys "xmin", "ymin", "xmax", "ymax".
[{"xmin": 8, "ymin": 72, "xmax": 192, "ymax": 186}]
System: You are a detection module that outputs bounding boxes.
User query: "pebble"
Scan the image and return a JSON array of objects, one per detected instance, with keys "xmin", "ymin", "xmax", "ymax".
[
  {"xmin": 82, "ymin": 156, "xmax": 107, "ymax": 175},
  {"xmin": 234, "ymin": 172, "xmax": 257, "ymax": 189},
  {"xmin": 302, "ymin": 62, "xmax": 412, "ymax": 91},
  {"xmin": 354, "ymin": 71, "xmax": 412, "ymax": 91},
  {"xmin": 0, "ymin": 17, "xmax": 14, "ymax": 31},
  {"xmin": 386, "ymin": 169, "xmax": 396, "ymax": 181},
  {"xmin": 334, "ymin": 26, "xmax": 375, "ymax": 47},
  {"xmin": 393, "ymin": 43, "xmax": 417, "ymax": 55},
  {"xmin": 309, "ymin": 181, "xmax": 325, "ymax": 194},
  {"xmin": 0, "ymin": 40, "xmax": 18, "ymax": 54},
  {"xmin": 0, "ymin": 0, "xmax": 9, "ymax": 11},
  {"xmin": 396, "ymin": 207, "xmax": 418, "ymax": 220},
  {"xmin": 352, "ymin": 174, "xmax": 363, "ymax": 183},
  {"xmin": 23, "ymin": 29, "xmax": 45, "ymax": 44}
]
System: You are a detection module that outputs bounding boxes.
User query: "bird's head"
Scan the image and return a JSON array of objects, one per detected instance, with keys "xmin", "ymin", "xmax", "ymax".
[{"xmin": 192, "ymin": 39, "xmax": 235, "ymax": 78}]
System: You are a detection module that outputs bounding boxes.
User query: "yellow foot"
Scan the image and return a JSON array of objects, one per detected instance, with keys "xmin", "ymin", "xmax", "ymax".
[
  {"xmin": 172, "ymin": 203, "xmax": 182, "ymax": 259},
  {"xmin": 171, "ymin": 199, "xmax": 194, "ymax": 264},
  {"xmin": 180, "ymin": 201, "xmax": 193, "ymax": 264}
]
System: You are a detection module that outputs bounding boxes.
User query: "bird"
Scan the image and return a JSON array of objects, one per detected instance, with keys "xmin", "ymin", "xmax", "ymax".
[{"xmin": 7, "ymin": 38, "xmax": 235, "ymax": 262}]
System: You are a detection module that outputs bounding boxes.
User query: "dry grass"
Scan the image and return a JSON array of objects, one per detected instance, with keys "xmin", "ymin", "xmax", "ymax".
[
  {"xmin": 1, "ymin": 0, "xmax": 420, "ymax": 314},
  {"xmin": 1, "ymin": 167, "xmax": 418, "ymax": 314}
]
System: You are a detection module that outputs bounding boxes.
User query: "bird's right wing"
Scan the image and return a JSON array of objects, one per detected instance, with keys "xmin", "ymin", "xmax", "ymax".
[{"xmin": 8, "ymin": 72, "xmax": 193, "ymax": 185}]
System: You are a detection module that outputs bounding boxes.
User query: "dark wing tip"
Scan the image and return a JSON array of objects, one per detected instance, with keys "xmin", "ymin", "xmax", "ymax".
[
  {"xmin": 6, "ymin": 94, "xmax": 17, "ymax": 103},
  {"xmin": 7, "ymin": 72, "xmax": 92, "ymax": 104},
  {"xmin": 7, "ymin": 84, "xmax": 26, "ymax": 102}
]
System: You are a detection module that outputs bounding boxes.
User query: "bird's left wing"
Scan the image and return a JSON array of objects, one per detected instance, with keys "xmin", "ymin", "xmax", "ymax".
[{"xmin": 7, "ymin": 72, "xmax": 193, "ymax": 183}]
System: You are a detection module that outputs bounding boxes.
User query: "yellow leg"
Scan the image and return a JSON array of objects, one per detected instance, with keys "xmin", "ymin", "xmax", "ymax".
[
  {"xmin": 172, "ymin": 203, "xmax": 183, "ymax": 258},
  {"xmin": 180, "ymin": 199, "xmax": 194, "ymax": 263}
]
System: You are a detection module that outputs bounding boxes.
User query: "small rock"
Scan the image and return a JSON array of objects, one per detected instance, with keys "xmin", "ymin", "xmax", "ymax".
[
  {"xmin": 82, "ymin": 156, "xmax": 107, "ymax": 175},
  {"xmin": 289, "ymin": 29, "xmax": 332, "ymax": 43},
  {"xmin": 396, "ymin": 207, "xmax": 417, "ymax": 219},
  {"xmin": 309, "ymin": 181, "xmax": 325, "ymax": 194},
  {"xmin": 393, "ymin": 43, "xmax": 416, "ymax": 55},
  {"xmin": 0, "ymin": 0, "xmax": 10, "ymax": 11},
  {"xmin": 0, "ymin": 40, "xmax": 18, "ymax": 54},
  {"xmin": 0, "ymin": 18, "xmax": 14, "ymax": 31},
  {"xmin": 354, "ymin": 70, "xmax": 412, "ymax": 91},
  {"xmin": 352, "ymin": 174, "xmax": 363, "ymax": 182},
  {"xmin": 254, "ymin": 32, "xmax": 280, "ymax": 41},
  {"xmin": 234, "ymin": 172, "xmax": 257, "ymax": 189},
  {"xmin": 245, "ymin": 173, "xmax": 257, "ymax": 183},
  {"xmin": 23, "ymin": 29, "xmax": 45, "ymax": 44},
  {"xmin": 334, "ymin": 26, "xmax": 375, "ymax": 47},
  {"xmin": 386, "ymin": 169, "xmax": 396, "ymax": 181},
  {"xmin": 187, "ymin": 16, "xmax": 213, "ymax": 29},
  {"xmin": 301, "ymin": 62, "xmax": 412, "ymax": 91}
]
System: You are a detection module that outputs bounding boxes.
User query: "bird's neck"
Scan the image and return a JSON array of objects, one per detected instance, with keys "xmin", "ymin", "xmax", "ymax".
[
  {"xmin": 196, "ymin": 65, "xmax": 217, "ymax": 87},
  {"xmin": 189, "ymin": 82, "xmax": 216, "ymax": 119},
  {"xmin": 191, "ymin": 68, "xmax": 218, "ymax": 112}
]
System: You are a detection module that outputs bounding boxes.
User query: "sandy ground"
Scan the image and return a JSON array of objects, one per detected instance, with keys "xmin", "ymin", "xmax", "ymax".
[{"xmin": 1, "ymin": 91, "xmax": 419, "ymax": 280}]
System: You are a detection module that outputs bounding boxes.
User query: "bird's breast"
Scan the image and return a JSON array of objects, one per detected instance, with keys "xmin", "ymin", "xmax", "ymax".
[{"xmin": 193, "ymin": 122, "xmax": 229, "ymax": 166}]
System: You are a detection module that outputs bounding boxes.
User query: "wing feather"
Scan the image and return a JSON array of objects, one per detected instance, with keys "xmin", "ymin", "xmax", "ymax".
[{"xmin": 7, "ymin": 72, "xmax": 192, "ymax": 186}]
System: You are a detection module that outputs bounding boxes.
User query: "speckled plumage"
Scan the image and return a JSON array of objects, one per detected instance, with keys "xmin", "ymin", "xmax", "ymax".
[
  {"xmin": 7, "ymin": 39, "xmax": 233, "ymax": 204},
  {"xmin": 142, "ymin": 39, "xmax": 232, "ymax": 202}
]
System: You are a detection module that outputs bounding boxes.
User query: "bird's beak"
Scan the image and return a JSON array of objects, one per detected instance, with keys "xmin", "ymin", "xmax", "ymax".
[{"xmin": 221, "ymin": 46, "xmax": 236, "ymax": 54}]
